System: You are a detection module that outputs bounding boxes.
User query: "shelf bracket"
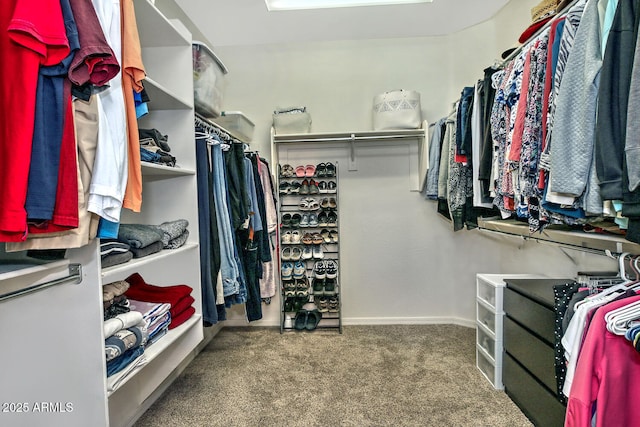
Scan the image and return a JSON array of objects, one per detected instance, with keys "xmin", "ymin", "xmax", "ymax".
[{"xmin": 348, "ymin": 133, "xmax": 357, "ymax": 171}]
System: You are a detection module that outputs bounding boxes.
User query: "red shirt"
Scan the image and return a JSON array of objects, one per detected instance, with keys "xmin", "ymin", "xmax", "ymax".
[{"xmin": 0, "ymin": 0, "xmax": 69, "ymax": 241}]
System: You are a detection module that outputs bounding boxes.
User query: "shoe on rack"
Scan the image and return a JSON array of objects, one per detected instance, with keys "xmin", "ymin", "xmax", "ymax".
[
  {"xmin": 308, "ymin": 213, "xmax": 318, "ymax": 227},
  {"xmin": 300, "ymin": 213, "xmax": 309, "ymax": 227},
  {"xmin": 291, "ymin": 230, "xmax": 301, "ymax": 244},
  {"xmin": 329, "ymin": 230, "xmax": 339, "ymax": 243},
  {"xmin": 296, "ymin": 277, "xmax": 308, "ymax": 292},
  {"xmin": 281, "ymin": 262, "xmax": 294, "ymax": 280},
  {"xmin": 327, "ymin": 211, "xmax": 338, "ymax": 227},
  {"xmin": 305, "ymin": 164, "xmax": 316, "ymax": 177},
  {"xmin": 281, "ymin": 247, "xmax": 292, "ymax": 261},
  {"xmin": 300, "ymin": 179, "xmax": 310, "ymax": 195},
  {"xmin": 309, "ymin": 179, "xmax": 319, "ymax": 195},
  {"xmin": 318, "ymin": 181, "xmax": 328, "ymax": 193},
  {"xmin": 280, "ymin": 164, "xmax": 294, "ymax": 178},
  {"xmin": 282, "ymin": 280, "xmax": 296, "ymax": 298},
  {"xmin": 328, "ymin": 197, "xmax": 337, "ymax": 209},
  {"xmin": 293, "ymin": 261, "xmax": 306, "ymax": 279},
  {"xmin": 320, "ymin": 229, "xmax": 331, "ymax": 243},
  {"xmin": 302, "ymin": 246, "xmax": 313, "ymax": 260},
  {"xmin": 312, "ymin": 233, "xmax": 324, "ymax": 245},
  {"xmin": 325, "ymin": 162, "xmax": 336, "ymax": 177},
  {"xmin": 327, "ymin": 181, "xmax": 337, "ymax": 193},
  {"xmin": 312, "ymin": 245, "xmax": 324, "ymax": 259},
  {"xmin": 312, "ymin": 278, "xmax": 325, "ymax": 296},
  {"xmin": 316, "ymin": 163, "xmax": 327, "ymax": 177},
  {"xmin": 305, "ymin": 309, "xmax": 322, "ymax": 330},
  {"xmin": 279, "ymin": 182, "xmax": 290, "ymax": 194},
  {"xmin": 324, "ymin": 278, "xmax": 338, "ymax": 296},
  {"xmin": 291, "ymin": 213, "xmax": 302, "ymax": 227},
  {"xmin": 290, "ymin": 181, "xmax": 301, "ymax": 194},
  {"xmin": 294, "ymin": 310, "xmax": 308, "ymax": 330},
  {"xmin": 328, "ymin": 296, "xmax": 339, "ymax": 312},
  {"xmin": 325, "ymin": 260, "xmax": 338, "ymax": 279},
  {"xmin": 317, "ymin": 296, "xmax": 329, "ymax": 313},
  {"xmin": 313, "ymin": 260, "xmax": 326, "ymax": 279},
  {"xmin": 290, "ymin": 246, "xmax": 303, "ymax": 261},
  {"xmin": 282, "ymin": 213, "xmax": 292, "ymax": 228},
  {"xmin": 282, "ymin": 231, "xmax": 292, "ymax": 244},
  {"xmin": 317, "ymin": 211, "xmax": 329, "ymax": 227}
]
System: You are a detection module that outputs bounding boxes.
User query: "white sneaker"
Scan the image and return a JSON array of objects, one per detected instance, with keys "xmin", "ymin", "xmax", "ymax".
[
  {"xmin": 313, "ymin": 260, "xmax": 326, "ymax": 279},
  {"xmin": 325, "ymin": 260, "xmax": 338, "ymax": 279},
  {"xmin": 313, "ymin": 245, "xmax": 324, "ymax": 259},
  {"xmin": 302, "ymin": 247, "xmax": 313, "ymax": 260}
]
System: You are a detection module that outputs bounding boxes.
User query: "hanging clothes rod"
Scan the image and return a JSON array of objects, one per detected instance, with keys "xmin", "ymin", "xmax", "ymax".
[
  {"xmin": 0, "ymin": 263, "xmax": 82, "ymax": 303},
  {"xmin": 274, "ymin": 133, "xmax": 425, "ymax": 144}
]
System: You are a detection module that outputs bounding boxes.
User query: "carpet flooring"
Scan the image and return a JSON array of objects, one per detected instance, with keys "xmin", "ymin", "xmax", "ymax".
[{"xmin": 134, "ymin": 324, "xmax": 533, "ymax": 427}]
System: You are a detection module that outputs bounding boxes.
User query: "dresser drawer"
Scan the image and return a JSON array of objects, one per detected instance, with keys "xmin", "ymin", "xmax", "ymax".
[
  {"xmin": 503, "ymin": 353, "xmax": 566, "ymax": 427},
  {"xmin": 504, "ymin": 287, "xmax": 555, "ymax": 345},
  {"xmin": 504, "ymin": 316, "xmax": 556, "ymax": 393}
]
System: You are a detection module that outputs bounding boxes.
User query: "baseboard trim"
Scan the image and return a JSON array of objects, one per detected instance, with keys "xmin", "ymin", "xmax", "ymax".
[{"xmin": 223, "ymin": 317, "xmax": 476, "ymax": 329}]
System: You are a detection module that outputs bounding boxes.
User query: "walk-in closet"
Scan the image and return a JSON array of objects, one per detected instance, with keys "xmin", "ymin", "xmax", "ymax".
[{"xmin": 2, "ymin": 0, "xmax": 639, "ymax": 426}]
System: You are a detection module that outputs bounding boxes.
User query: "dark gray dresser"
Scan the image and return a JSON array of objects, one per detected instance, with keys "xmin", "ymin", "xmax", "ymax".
[{"xmin": 503, "ymin": 278, "xmax": 575, "ymax": 427}]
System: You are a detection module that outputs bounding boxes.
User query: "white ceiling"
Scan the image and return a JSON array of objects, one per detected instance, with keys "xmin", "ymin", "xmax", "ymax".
[{"xmin": 175, "ymin": 0, "xmax": 511, "ymax": 47}]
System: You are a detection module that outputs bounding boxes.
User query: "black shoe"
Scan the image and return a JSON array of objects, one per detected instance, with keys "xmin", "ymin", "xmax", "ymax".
[
  {"xmin": 305, "ymin": 309, "xmax": 322, "ymax": 330},
  {"xmin": 324, "ymin": 278, "xmax": 337, "ymax": 296},
  {"xmin": 312, "ymin": 278, "xmax": 325, "ymax": 296}
]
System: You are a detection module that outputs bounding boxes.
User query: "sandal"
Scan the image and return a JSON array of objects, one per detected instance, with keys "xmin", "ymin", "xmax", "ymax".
[
  {"xmin": 329, "ymin": 230, "xmax": 339, "ymax": 243},
  {"xmin": 295, "ymin": 165, "xmax": 306, "ymax": 177},
  {"xmin": 290, "ymin": 181, "xmax": 301, "ymax": 194},
  {"xmin": 307, "ymin": 198, "xmax": 320, "ymax": 211},
  {"xmin": 318, "ymin": 211, "xmax": 329, "ymax": 227},
  {"xmin": 321, "ymin": 229, "xmax": 331, "ymax": 243},
  {"xmin": 282, "ymin": 231, "xmax": 292, "ymax": 244},
  {"xmin": 305, "ymin": 164, "xmax": 316, "ymax": 177},
  {"xmin": 327, "ymin": 181, "xmax": 337, "ymax": 193},
  {"xmin": 327, "ymin": 211, "xmax": 337, "ymax": 227},
  {"xmin": 302, "ymin": 233, "xmax": 314, "ymax": 245},
  {"xmin": 291, "ymin": 230, "xmax": 301, "ymax": 244},
  {"xmin": 312, "ymin": 233, "xmax": 324, "ymax": 245},
  {"xmin": 305, "ymin": 309, "xmax": 322, "ymax": 330},
  {"xmin": 316, "ymin": 163, "xmax": 326, "ymax": 177},
  {"xmin": 328, "ymin": 197, "xmax": 337, "ymax": 209},
  {"xmin": 280, "ymin": 164, "xmax": 294, "ymax": 178},
  {"xmin": 320, "ymin": 198, "xmax": 330, "ymax": 209},
  {"xmin": 325, "ymin": 162, "xmax": 336, "ymax": 177},
  {"xmin": 318, "ymin": 181, "xmax": 327, "ymax": 193}
]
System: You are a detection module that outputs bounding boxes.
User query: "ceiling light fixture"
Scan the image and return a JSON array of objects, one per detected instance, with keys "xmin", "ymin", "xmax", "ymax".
[{"xmin": 265, "ymin": 0, "xmax": 433, "ymax": 11}]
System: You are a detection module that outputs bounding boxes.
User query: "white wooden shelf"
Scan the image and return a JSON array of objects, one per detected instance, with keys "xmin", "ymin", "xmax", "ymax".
[
  {"xmin": 101, "ymin": 243, "xmax": 198, "ymax": 281},
  {"xmin": 107, "ymin": 314, "xmax": 201, "ymax": 396},
  {"xmin": 135, "ymin": 0, "xmax": 190, "ymax": 47},
  {"xmin": 143, "ymin": 76, "xmax": 193, "ymax": 110},
  {"xmin": 141, "ymin": 161, "xmax": 195, "ymax": 178}
]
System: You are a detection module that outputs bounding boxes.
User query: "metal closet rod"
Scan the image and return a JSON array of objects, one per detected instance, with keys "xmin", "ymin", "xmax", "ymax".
[
  {"xmin": 275, "ymin": 133, "xmax": 425, "ymax": 144},
  {"xmin": 0, "ymin": 263, "xmax": 82, "ymax": 303},
  {"xmin": 194, "ymin": 113, "xmax": 240, "ymax": 144}
]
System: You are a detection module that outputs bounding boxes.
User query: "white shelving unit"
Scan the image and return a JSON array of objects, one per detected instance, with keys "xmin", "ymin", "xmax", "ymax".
[
  {"xmin": 0, "ymin": 2, "xmax": 203, "ymax": 426},
  {"xmin": 475, "ymin": 273, "xmax": 547, "ymax": 390}
]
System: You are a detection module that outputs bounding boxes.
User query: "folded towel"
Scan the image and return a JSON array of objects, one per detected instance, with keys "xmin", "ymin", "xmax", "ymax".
[
  {"xmin": 100, "ymin": 239, "xmax": 131, "ymax": 257},
  {"xmin": 105, "ymin": 326, "xmax": 146, "ymax": 362}
]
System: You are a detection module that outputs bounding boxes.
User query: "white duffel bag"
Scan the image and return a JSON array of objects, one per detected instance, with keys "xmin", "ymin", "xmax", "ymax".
[{"xmin": 372, "ymin": 89, "xmax": 422, "ymax": 130}]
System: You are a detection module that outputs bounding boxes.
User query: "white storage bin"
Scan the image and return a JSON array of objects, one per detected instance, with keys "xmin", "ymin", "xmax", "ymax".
[
  {"xmin": 192, "ymin": 41, "xmax": 228, "ymax": 118},
  {"xmin": 213, "ymin": 111, "xmax": 255, "ymax": 142}
]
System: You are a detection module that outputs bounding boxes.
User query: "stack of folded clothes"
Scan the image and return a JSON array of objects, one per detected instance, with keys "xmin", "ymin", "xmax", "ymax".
[
  {"xmin": 117, "ymin": 224, "xmax": 164, "ymax": 258},
  {"xmin": 151, "ymin": 219, "xmax": 189, "ymax": 249},
  {"xmin": 103, "ymin": 310, "xmax": 148, "ymax": 378},
  {"xmin": 103, "ymin": 280, "xmax": 131, "ymax": 320},
  {"xmin": 124, "ymin": 273, "xmax": 195, "ymax": 330},
  {"xmin": 128, "ymin": 299, "xmax": 171, "ymax": 346},
  {"xmin": 101, "ymin": 239, "xmax": 133, "ymax": 268}
]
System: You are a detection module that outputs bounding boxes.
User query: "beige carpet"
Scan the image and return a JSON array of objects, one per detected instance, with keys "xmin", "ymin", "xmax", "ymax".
[{"xmin": 134, "ymin": 325, "xmax": 532, "ymax": 427}]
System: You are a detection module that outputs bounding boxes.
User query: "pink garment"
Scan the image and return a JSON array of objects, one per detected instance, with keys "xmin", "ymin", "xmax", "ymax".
[
  {"xmin": 565, "ymin": 295, "xmax": 640, "ymax": 427},
  {"xmin": 508, "ymin": 49, "xmax": 533, "ymax": 162}
]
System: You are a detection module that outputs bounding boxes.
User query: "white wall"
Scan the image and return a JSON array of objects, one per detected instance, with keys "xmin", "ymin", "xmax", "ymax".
[{"xmin": 218, "ymin": 0, "xmax": 619, "ymax": 327}]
